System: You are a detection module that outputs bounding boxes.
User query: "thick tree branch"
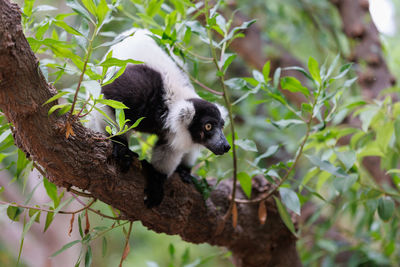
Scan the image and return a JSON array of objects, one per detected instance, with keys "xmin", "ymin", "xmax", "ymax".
[
  {"xmin": 331, "ymin": 0, "xmax": 396, "ymax": 98},
  {"xmin": 0, "ymin": 0, "xmax": 301, "ymax": 266}
]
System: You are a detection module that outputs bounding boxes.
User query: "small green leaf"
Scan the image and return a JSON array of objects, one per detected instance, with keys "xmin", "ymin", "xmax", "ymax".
[
  {"xmin": 336, "ymin": 150, "xmax": 356, "ymax": 171},
  {"xmin": 279, "ymin": 188, "xmax": 300, "ymax": 215},
  {"xmin": 43, "ymin": 177, "xmax": 59, "ymax": 207},
  {"xmin": 96, "ymin": 0, "xmax": 109, "ymax": 24},
  {"xmin": 306, "ymin": 155, "xmax": 347, "ymax": 178},
  {"xmin": 237, "ymin": 172, "xmax": 252, "ymax": 199},
  {"xmin": 102, "ymin": 237, "xmax": 107, "ymax": 257},
  {"xmin": 51, "ymin": 240, "xmax": 81, "ymax": 257},
  {"xmin": 254, "ymin": 145, "xmax": 279, "ymax": 165},
  {"xmin": 85, "ymin": 246, "xmax": 92, "ymax": 267},
  {"xmin": 273, "ymin": 196, "xmax": 297, "ymax": 236},
  {"xmin": 29, "ymin": 208, "xmax": 41, "ymax": 223},
  {"xmin": 377, "ymin": 196, "xmax": 395, "ymax": 221},
  {"xmin": 262, "ymin": 61, "xmax": 271, "ymax": 83},
  {"xmin": 99, "ymin": 58, "xmax": 142, "ymax": 68},
  {"xmin": 333, "ymin": 173, "xmax": 358, "ymax": 193},
  {"xmin": 48, "ymin": 104, "xmax": 71, "ymax": 116},
  {"xmin": 224, "ymin": 78, "xmax": 247, "ymax": 90},
  {"xmin": 308, "ymin": 57, "xmax": 321, "ymax": 83},
  {"xmin": 221, "ymin": 53, "xmax": 236, "ymax": 73},
  {"xmin": 273, "ymin": 67, "xmax": 281, "ymax": 89},
  {"xmin": 168, "ymin": 243, "xmax": 175, "ymax": 258},
  {"xmin": 44, "ymin": 210, "xmax": 54, "ymax": 232},
  {"xmin": 97, "ymin": 99, "xmax": 128, "ymax": 109},
  {"xmin": 269, "ymin": 119, "xmax": 305, "ymax": 129},
  {"xmin": 22, "ymin": 211, "xmax": 40, "ymax": 239},
  {"xmin": 235, "ymin": 139, "xmax": 258, "ymax": 152},
  {"xmin": 280, "ymin": 77, "xmax": 310, "ymax": 97},
  {"xmin": 7, "ymin": 206, "xmax": 23, "ymax": 221},
  {"xmin": 54, "ymin": 20, "xmax": 83, "ymax": 36}
]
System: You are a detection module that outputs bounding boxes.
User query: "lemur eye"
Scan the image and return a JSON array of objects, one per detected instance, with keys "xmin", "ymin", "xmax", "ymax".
[{"xmin": 205, "ymin": 123, "xmax": 212, "ymax": 131}]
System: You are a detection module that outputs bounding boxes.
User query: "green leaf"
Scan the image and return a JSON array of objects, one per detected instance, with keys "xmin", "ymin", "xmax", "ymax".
[
  {"xmin": 44, "ymin": 210, "xmax": 54, "ymax": 232},
  {"xmin": 29, "ymin": 208, "xmax": 41, "ymax": 223},
  {"xmin": 33, "ymin": 5, "xmax": 58, "ymax": 12},
  {"xmin": 99, "ymin": 57, "xmax": 142, "ymax": 68},
  {"xmin": 262, "ymin": 61, "xmax": 271, "ymax": 82},
  {"xmin": 85, "ymin": 246, "xmax": 92, "ymax": 267},
  {"xmin": 336, "ymin": 150, "xmax": 356, "ymax": 171},
  {"xmin": 273, "ymin": 196, "xmax": 297, "ymax": 236},
  {"xmin": 51, "ymin": 240, "xmax": 81, "ymax": 257},
  {"xmin": 42, "ymin": 91, "xmax": 69, "ymax": 106},
  {"xmin": 376, "ymin": 121, "xmax": 394, "ymax": 152},
  {"xmin": 102, "ymin": 237, "xmax": 107, "ymax": 257},
  {"xmin": 54, "ymin": 20, "xmax": 83, "ymax": 36},
  {"xmin": 280, "ymin": 77, "xmax": 310, "ymax": 97},
  {"xmin": 66, "ymin": 0, "xmax": 93, "ymax": 24},
  {"xmin": 97, "ymin": 99, "xmax": 128, "ymax": 109},
  {"xmin": 81, "ymin": 0, "xmax": 97, "ymax": 17},
  {"xmin": 269, "ymin": 119, "xmax": 305, "ymax": 129},
  {"xmin": 308, "ymin": 57, "xmax": 321, "ymax": 84},
  {"xmin": 305, "ymin": 155, "xmax": 347, "ymax": 178},
  {"xmin": 279, "ymin": 188, "xmax": 300, "ymax": 215},
  {"xmin": 7, "ymin": 206, "xmax": 23, "ymax": 221},
  {"xmin": 48, "ymin": 104, "xmax": 71, "ymax": 116},
  {"xmin": 377, "ymin": 196, "xmax": 394, "ymax": 221},
  {"xmin": 43, "ymin": 177, "xmax": 59, "ymax": 207},
  {"xmin": 221, "ymin": 53, "xmax": 236, "ymax": 73},
  {"xmin": 254, "ymin": 145, "xmax": 279, "ymax": 165},
  {"xmin": 22, "ymin": 211, "xmax": 40, "ymax": 239},
  {"xmin": 224, "ymin": 78, "xmax": 247, "ymax": 90},
  {"xmin": 96, "ymin": 0, "xmax": 110, "ymax": 24},
  {"xmin": 235, "ymin": 139, "xmax": 258, "ymax": 152},
  {"xmin": 273, "ymin": 67, "xmax": 281, "ymax": 89},
  {"xmin": 146, "ymin": 0, "xmax": 163, "ymax": 17},
  {"xmin": 237, "ymin": 172, "xmax": 252, "ymax": 199},
  {"xmin": 333, "ymin": 174, "xmax": 358, "ymax": 193},
  {"xmin": 168, "ymin": 243, "xmax": 175, "ymax": 258}
]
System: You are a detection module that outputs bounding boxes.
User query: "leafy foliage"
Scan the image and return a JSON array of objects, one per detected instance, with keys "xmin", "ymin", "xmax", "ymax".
[{"xmin": 0, "ymin": 0, "xmax": 400, "ymax": 266}]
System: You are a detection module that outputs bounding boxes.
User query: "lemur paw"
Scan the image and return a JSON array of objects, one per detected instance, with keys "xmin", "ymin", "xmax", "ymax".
[
  {"xmin": 175, "ymin": 164, "xmax": 194, "ymax": 184},
  {"xmin": 112, "ymin": 142, "xmax": 138, "ymax": 173},
  {"xmin": 141, "ymin": 160, "xmax": 166, "ymax": 208}
]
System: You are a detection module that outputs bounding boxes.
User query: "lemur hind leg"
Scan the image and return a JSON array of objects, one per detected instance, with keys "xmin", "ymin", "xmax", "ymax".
[{"xmin": 111, "ymin": 135, "xmax": 138, "ymax": 173}]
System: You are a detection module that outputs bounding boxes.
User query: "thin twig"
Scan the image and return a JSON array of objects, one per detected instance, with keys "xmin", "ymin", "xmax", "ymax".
[
  {"xmin": 67, "ymin": 26, "xmax": 98, "ymax": 123},
  {"xmin": 119, "ymin": 221, "xmax": 133, "ymax": 267},
  {"xmin": 71, "ymin": 193, "xmax": 123, "ymax": 220},
  {"xmin": 0, "ymin": 199, "xmax": 96, "ymax": 215},
  {"xmin": 204, "ymin": 0, "xmax": 238, "ymax": 219}
]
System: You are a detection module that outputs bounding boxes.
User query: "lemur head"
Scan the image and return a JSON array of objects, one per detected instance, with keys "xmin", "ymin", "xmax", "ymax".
[{"xmin": 187, "ymin": 98, "xmax": 230, "ymax": 155}]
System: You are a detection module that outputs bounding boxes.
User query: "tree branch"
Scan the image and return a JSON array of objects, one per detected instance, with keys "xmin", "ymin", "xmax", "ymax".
[{"xmin": 0, "ymin": 0, "xmax": 301, "ymax": 266}]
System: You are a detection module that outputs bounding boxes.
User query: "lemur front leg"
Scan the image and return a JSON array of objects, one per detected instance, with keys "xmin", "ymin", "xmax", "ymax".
[
  {"xmin": 111, "ymin": 135, "xmax": 138, "ymax": 173},
  {"xmin": 176, "ymin": 147, "xmax": 200, "ymax": 184},
  {"xmin": 145, "ymin": 139, "xmax": 184, "ymax": 208}
]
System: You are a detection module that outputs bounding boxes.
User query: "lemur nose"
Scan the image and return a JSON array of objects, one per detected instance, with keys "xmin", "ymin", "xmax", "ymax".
[{"xmin": 223, "ymin": 144, "xmax": 231, "ymax": 153}]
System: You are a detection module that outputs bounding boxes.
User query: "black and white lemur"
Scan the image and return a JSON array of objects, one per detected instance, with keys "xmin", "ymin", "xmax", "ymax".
[{"xmin": 90, "ymin": 29, "xmax": 231, "ymax": 207}]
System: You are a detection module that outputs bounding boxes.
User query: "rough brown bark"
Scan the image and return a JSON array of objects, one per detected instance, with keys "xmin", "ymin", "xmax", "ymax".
[
  {"xmin": 0, "ymin": 0, "xmax": 302, "ymax": 266},
  {"xmin": 331, "ymin": 0, "xmax": 395, "ymax": 185},
  {"xmin": 331, "ymin": 0, "xmax": 396, "ymax": 99}
]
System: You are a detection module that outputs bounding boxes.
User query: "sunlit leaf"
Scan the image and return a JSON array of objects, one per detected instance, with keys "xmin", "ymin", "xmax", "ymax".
[{"xmin": 279, "ymin": 188, "xmax": 300, "ymax": 215}]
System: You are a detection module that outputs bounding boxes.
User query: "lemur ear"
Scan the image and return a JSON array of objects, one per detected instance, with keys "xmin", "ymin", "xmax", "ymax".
[
  {"xmin": 179, "ymin": 104, "xmax": 195, "ymax": 125},
  {"xmin": 166, "ymin": 100, "xmax": 195, "ymax": 132},
  {"xmin": 215, "ymin": 103, "xmax": 228, "ymax": 121}
]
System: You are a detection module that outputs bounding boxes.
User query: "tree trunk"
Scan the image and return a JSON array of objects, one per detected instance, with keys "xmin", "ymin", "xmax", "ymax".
[{"xmin": 0, "ymin": 0, "xmax": 302, "ymax": 266}]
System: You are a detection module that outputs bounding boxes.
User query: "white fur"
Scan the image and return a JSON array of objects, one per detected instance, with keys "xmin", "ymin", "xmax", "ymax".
[
  {"xmin": 92, "ymin": 29, "xmax": 225, "ymax": 176},
  {"xmin": 109, "ymin": 29, "xmax": 199, "ymax": 104}
]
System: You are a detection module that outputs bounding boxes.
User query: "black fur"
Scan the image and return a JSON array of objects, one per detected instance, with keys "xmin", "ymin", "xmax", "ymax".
[
  {"xmin": 100, "ymin": 64, "xmax": 229, "ymax": 208},
  {"xmin": 102, "ymin": 65, "xmax": 168, "ymax": 135}
]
